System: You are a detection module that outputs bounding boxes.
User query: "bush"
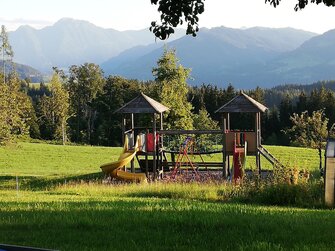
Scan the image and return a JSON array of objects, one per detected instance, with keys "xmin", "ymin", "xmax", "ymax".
[{"xmin": 236, "ymin": 167, "xmax": 324, "ymax": 208}]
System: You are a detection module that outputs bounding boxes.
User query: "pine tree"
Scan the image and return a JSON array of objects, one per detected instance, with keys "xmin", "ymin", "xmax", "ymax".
[
  {"xmin": 0, "ymin": 73, "xmax": 29, "ymax": 143},
  {"xmin": 152, "ymin": 48, "xmax": 193, "ymax": 130},
  {"xmin": 39, "ymin": 71, "xmax": 70, "ymax": 144},
  {"xmin": 0, "ymin": 25, "xmax": 14, "ymax": 85}
]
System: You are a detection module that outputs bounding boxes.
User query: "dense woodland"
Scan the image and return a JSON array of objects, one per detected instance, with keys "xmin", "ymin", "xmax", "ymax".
[{"xmin": 3, "ymin": 61, "xmax": 335, "ymax": 148}]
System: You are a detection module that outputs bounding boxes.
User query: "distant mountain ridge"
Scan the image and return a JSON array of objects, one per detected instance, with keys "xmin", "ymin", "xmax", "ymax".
[
  {"xmin": 9, "ymin": 18, "xmax": 184, "ymax": 72},
  {"xmin": 0, "ymin": 60, "xmax": 43, "ymax": 82},
  {"xmin": 102, "ymin": 26, "xmax": 317, "ymax": 88},
  {"xmin": 9, "ymin": 18, "xmax": 335, "ymax": 89},
  {"xmin": 262, "ymin": 28, "xmax": 335, "ymax": 85}
]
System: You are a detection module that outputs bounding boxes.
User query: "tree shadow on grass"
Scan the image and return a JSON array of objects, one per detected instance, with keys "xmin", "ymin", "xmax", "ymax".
[
  {"xmin": 0, "ymin": 172, "xmax": 104, "ymax": 190},
  {"xmin": 0, "ymin": 199, "xmax": 334, "ymax": 251}
]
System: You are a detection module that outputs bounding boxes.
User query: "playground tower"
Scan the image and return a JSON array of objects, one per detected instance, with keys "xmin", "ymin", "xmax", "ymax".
[
  {"xmin": 115, "ymin": 92, "xmax": 169, "ymax": 179},
  {"xmin": 215, "ymin": 92, "xmax": 268, "ymax": 178}
]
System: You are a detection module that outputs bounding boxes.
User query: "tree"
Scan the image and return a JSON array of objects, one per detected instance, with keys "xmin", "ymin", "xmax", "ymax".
[
  {"xmin": 150, "ymin": 0, "xmax": 335, "ymax": 40},
  {"xmin": 296, "ymin": 91, "xmax": 307, "ymax": 114},
  {"xmin": 152, "ymin": 48, "xmax": 193, "ymax": 130},
  {"xmin": 266, "ymin": 0, "xmax": 335, "ymax": 11},
  {"xmin": 193, "ymin": 107, "xmax": 219, "ymax": 152},
  {"xmin": 0, "ymin": 29, "xmax": 29, "ymax": 144},
  {"xmin": 286, "ymin": 110, "xmax": 328, "ymax": 171},
  {"xmin": 279, "ymin": 94, "xmax": 293, "ymax": 130},
  {"xmin": 0, "ymin": 73, "xmax": 30, "ymax": 143},
  {"xmin": 150, "ymin": 0, "xmax": 205, "ymax": 39},
  {"xmin": 67, "ymin": 63, "xmax": 105, "ymax": 144},
  {"xmin": 39, "ymin": 71, "xmax": 70, "ymax": 144},
  {"xmin": 0, "ymin": 25, "xmax": 14, "ymax": 84},
  {"xmin": 193, "ymin": 107, "xmax": 218, "ymax": 130},
  {"xmin": 94, "ymin": 76, "xmax": 139, "ymax": 146},
  {"xmin": 248, "ymin": 86, "xmax": 265, "ymax": 104}
]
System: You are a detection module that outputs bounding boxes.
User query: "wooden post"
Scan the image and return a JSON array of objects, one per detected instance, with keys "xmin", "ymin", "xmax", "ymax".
[
  {"xmin": 159, "ymin": 112, "xmax": 164, "ymax": 178},
  {"xmin": 258, "ymin": 111, "xmax": 262, "ymax": 143},
  {"xmin": 227, "ymin": 113, "xmax": 230, "ymax": 131},
  {"xmin": 131, "ymin": 113, "xmax": 135, "ymax": 173},
  {"xmin": 145, "ymin": 129, "xmax": 149, "ymax": 177},
  {"xmin": 153, "ymin": 113, "xmax": 157, "ymax": 180},
  {"xmin": 121, "ymin": 115, "xmax": 126, "ymax": 146},
  {"xmin": 259, "ymin": 112, "xmax": 262, "ymax": 173},
  {"xmin": 255, "ymin": 112, "xmax": 261, "ymax": 174},
  {"xmin": 222, "ymin": 113, "xmax": 228, "ymax": 178},
  {"xmin": 145, "ymin": 153, "xmax": 149, "ymax": 178},
  {"xmin": 325, "ymin": 158, "xmax": 335, "ymax": 207},
  {"xmin": 171, "ymin": 153, "xmax": 176, "ymax": 167}
]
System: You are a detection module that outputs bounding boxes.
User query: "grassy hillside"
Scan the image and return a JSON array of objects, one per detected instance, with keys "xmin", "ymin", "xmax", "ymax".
[{"xmin": 0, "ymin": 142, "xmax": 330, "ymax": 250}]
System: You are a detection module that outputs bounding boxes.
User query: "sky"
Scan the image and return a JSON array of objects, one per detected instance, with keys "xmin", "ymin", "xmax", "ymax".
[{"xmin": 1, "ymin": 0, "xmax": 334, "ymax": 34}]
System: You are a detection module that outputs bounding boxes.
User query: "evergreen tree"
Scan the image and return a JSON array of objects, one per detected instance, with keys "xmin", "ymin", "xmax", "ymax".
[
  {"xmin": 39, "ymin": 71, "xmax": 70, "ymax": 144},
  {"xmin": 0, "ymin": 73, "xmax": 29, "ymax": 143},
  {"xmin": 152, "ymin": 49, "xmax": 193, "ymax": 130},
  {"xmin": 193, "ymin": 107, "xmax": 220, "ymax": 152},
  {"xmin": 193, "ymin": 107, "xmax": 219, "ymax": 131},
  {"xmin": 0, "ymin": 25, "xmax": 14, "ymax": 85},
  {"xmin": 248, "ymin": 86, "xmax": 265, "ymax": 104},
  {"xmin": 296, "ymin": 91, "xmax": 307, "ymax": 114},
  {"xmin": 279, "ymin": 94, "xmax": 293, "ymax": 129},
  {"xmin": 0, "ymin": 27, "xmax": 30, "ymax": 144}
]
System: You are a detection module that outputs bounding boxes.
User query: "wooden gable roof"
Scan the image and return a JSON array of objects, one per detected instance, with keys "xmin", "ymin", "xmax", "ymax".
[
  {"xmin": 115, "ymin": 92, "xmax": 169, "ymax": 114},
  {"xmin": 215, "ymin": 92, "xmax": 268, "ymax": 113}
]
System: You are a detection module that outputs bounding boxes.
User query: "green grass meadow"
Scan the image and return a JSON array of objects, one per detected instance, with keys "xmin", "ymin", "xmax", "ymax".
[{"xmin": 0, "ymin": 142, "xmax": 334, "ymax": 250}]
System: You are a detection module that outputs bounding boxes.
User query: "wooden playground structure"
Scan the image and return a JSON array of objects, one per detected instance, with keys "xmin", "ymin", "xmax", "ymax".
[{"xmin": 100, "ymin": 92, "xmax": 285, "ymax": 182}]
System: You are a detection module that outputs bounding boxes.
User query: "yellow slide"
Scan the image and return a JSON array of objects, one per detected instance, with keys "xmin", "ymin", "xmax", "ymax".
[{"xmin": 100, "ymin": 136, "xmax": 147, "ymax": 183}]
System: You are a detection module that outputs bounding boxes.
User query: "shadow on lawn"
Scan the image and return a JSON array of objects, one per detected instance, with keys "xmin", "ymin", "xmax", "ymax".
[
  {"xmin": 0, "ymin": 199, "xmax": 333, "ymax": 251},
  {"xmin": 0, "ymin": 172, "xmax": 103, "ymax": 190}
]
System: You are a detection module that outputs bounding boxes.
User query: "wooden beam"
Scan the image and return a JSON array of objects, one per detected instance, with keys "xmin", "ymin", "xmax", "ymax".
[{"xmin": 158, "ymin": 129, "xmax": 222, "ymax": 135}]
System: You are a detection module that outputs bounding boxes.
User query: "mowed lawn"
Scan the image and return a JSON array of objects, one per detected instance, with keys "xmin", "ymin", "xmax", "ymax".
[
  {"xmin": 0, "ymin": 142, "xmax": 322, "ymax": 177},
  {"xmin": 0, "ymin": 142, "xmax": 333, "ymax": 251},
  {"xmin": 0, "ymin": 142, "xmax": 122, "ymax": 176}
]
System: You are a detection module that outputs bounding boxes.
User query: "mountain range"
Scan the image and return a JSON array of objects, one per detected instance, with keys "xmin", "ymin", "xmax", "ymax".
[
  {"xmin": 9, "ymin": 18, "xmax": 184, "ymax": 73},
  {"xmin": 102, "ymin": 26, "xmax": 317, "ymax": 88},
  {"xmin": 7, "ymin": 18, "xmax": 335, "ymax": 88}
]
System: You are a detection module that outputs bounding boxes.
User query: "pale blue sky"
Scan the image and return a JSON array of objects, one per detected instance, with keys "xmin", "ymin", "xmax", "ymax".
[{"xmin": 1, "ymin": 0, "xmax": 334, "ymax": 33}]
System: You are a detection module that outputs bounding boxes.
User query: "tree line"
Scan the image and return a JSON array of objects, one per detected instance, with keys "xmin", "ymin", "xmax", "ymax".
[{"xmin": 9, "ymin": 65, "xmax": 335, "ymax": 149}]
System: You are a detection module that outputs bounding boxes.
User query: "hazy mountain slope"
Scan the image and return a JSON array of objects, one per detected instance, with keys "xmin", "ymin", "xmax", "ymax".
[
  {"xmin": 0, "ymin": 60, "xmax": 43, "ymax": 82},
  {"xmin": 263, "ymin": 29, "xmax": 335, "ymax": 85},
  {"xmin": 9, "ymin": 18, "xmax": 184, "ymax": 72},
  {"xmin": 102, "ymin": 26, "xmax": 316, "ymax": 87}
]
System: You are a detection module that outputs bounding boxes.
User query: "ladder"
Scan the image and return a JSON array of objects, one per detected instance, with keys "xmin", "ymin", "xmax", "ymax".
[{"xmin": 258, "ymin": 145, "xmax": 286, "ymax": 169}]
